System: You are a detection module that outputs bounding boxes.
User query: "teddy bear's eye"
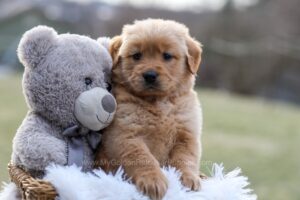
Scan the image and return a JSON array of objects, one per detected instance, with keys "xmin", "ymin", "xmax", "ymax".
[
  {"xmin": 85, "ymin": 77, "xmax": 93, "ymax": 86},
  {"xmin": 106, "ymin": 82, "xmax": 112, "ymax": 92}
]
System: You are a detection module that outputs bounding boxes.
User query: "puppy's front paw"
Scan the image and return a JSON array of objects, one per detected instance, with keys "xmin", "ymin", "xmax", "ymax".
[
  {"xmin": 135, "ymin": 170, "xmax": 168, "ymax": 200},
  {"xmin": 180, "ymin": 172, "xmax": 201, "ymax": 191}
]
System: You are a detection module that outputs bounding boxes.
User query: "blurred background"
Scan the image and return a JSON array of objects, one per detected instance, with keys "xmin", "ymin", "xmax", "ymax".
[{"xmin": 0, "ymin": 0, "xmax": 299, "ymax": 199}]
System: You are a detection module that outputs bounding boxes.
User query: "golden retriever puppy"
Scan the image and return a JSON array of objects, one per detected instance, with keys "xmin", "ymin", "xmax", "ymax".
[{"xmin": 96, "ymin": 19, "xmax": 203, "ymax": 200}]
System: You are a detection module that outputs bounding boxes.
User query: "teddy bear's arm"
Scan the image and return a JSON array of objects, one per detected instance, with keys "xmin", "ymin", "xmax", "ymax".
[{"xmin": 11, "ymin": 112, "xmax": 67, "ymax": 173}]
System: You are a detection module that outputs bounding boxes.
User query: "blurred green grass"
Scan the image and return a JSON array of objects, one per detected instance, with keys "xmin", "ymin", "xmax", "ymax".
[
  {"xmin": 0, "ymin": 75, "xmax": 27, "ymax": 182},
  {"xmin": 0, "ymin": 75, "xmax": 299, "ymax": 199}
]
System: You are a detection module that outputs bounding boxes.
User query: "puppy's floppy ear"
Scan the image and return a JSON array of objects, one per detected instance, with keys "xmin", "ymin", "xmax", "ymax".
[
  {"xmin": 18, "ymin": 25, "xmax": 57, "ymax": 69},
  {"xmin": 185, "ymin": 36, "xmax": 202, "ymax": 75},
  {"xmin": 109, "ymin": 35, "xmax": 122, "ymax": 66}
]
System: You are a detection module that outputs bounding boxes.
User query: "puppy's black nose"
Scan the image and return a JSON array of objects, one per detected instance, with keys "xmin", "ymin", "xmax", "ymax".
[{"xmin": 143, "ymin": 70, "xmax": 158, "ymax": 84}]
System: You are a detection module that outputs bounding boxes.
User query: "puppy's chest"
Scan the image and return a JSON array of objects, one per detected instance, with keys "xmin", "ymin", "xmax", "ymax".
[
  {"xmin": 137, "ymin": 101, "xmax": 179, "ymax": 159},
  {"xmin": 139, "ymin": 100, "xmax": 175, "ymax": 130}
]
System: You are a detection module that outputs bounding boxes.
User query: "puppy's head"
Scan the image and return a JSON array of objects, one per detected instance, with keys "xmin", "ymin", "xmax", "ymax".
[{"xmin": 110, "ymin": 19, "xmax": 202, "ymax": 98}]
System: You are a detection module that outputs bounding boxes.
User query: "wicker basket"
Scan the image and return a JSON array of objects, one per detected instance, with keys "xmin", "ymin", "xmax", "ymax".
[
  {"xmin": 8, "ymin": 163, "xmax": 207, "ymax": 200},
  {"xmin": 8, "ymin": 163, "xmax": 57, "ymax": 200}
]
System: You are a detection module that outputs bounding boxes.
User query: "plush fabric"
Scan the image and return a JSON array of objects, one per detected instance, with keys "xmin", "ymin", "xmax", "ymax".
[
  {"xmin": 5, "ymin": 26, "xmax": 114, "ymax": 199},
  {"xmin": 12, "ymin": 26, "xmax": 113, "ymax": 173},
  {"xmin": 40, "ymin": 164, "xmax": 256, "ymax": 200}
]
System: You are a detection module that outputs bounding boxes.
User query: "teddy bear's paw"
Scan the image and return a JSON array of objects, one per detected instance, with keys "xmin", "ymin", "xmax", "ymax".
[
  {"xmin": 134, "ymin": 170, "xmax": 168, "ymax": 200},
  {"xmin": 41, "ymin": 140, "xmax": 67, "ymax": 166},
  {"xmin": 180, "ymin": 171, "xmax": 201, "ymax": 191},
  {"xmin": 52, "ymin": 151, "xmax": 67, "ymax": 165}
]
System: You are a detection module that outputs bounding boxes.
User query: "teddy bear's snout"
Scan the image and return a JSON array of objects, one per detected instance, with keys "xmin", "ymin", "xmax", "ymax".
[
  {"xmin": 74, "ymin": 87, "xmax": 116, "ymax": 131},
  {"xmin": 102, "ymin": 94, "xmax": 116, "ymax": 114}
]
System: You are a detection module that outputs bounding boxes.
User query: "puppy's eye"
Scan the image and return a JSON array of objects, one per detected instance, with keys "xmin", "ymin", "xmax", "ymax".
[
  {"xmin": 106, "ymin": 82, "xmax": 112, "ymax": 92},
  {"xmin": 85, "ymin": 77, "xmax": 93, "ymax": 86},
  {"xmin": 163, "ymin": 52, "xmax": 173, "ymax": 61},
  {"xmin": 132, "ymin": 52, "xmax": 142, "ymax": 61}
]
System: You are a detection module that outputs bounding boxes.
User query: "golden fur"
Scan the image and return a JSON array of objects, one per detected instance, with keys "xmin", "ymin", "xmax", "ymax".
[{"xmin": 95, "ymin": 19, "xmax": 203, "ymax": 200}]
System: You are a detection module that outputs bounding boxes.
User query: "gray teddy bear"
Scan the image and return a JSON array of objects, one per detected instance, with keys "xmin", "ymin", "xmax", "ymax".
[{"xmin": 1, "ymin": 26, "xmax": 116, "ymax": 199}]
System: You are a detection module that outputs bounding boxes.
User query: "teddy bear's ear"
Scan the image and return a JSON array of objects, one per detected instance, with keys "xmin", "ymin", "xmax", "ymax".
[
  {"xmin": 97, "ymin": 37, "xmax": 110, "ymax": 52},
  {"xmin": 17, "ymin": 25, "xmax": 57, "ymax": 69}
]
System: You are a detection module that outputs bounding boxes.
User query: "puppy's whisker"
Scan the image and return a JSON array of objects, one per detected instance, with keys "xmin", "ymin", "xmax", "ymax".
[
  {"xmin": 118, "ymin": 74, "xmax": 139, "ymax": 85},
  {"xmin": 119, "ymin": 79, "xmax": 132, "ymax": 85},
  {"xmin": 147, "ymin": 86, "xmax": 161, "ymax": 90},
  {"xmin": 170, "ymin": 77, "xmax": 184, "ymax": 86},
  {"xmin": 119, "ymin": 81, "xmax": 129, "ymax": 84},
  {"xmin": 165, "ymin": 74, "xmax": 182, "ymax": 86}
]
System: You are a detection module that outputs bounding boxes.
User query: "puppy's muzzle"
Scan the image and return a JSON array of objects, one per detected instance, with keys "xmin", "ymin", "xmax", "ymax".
[{"xmin": 143, "ymin": 70, "xmax": 158, "ymax": 85}]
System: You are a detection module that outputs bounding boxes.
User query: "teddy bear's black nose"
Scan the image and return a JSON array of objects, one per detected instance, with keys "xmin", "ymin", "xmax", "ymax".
[
  {"xmin": 101, "ymin": 94, "xmax": 116, "ymax": 113},
  {"xmin": 143, "ymin": 70, "xmax": 158, "ymax": 84}
]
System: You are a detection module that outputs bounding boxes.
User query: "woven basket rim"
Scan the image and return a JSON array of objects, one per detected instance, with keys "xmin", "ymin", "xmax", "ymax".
[{"xmin": 8, "ymin": 163, "xmax": 58, "ymax": 200}]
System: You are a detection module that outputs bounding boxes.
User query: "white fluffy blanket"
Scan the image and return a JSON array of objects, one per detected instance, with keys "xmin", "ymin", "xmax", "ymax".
[
  {"xmin": 0, "ymin": 164, "xmax": 257, "ymax": 200},
  {"xmin": 41, "ymin": 163, "xmax": 256, "ymax": 200}
]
